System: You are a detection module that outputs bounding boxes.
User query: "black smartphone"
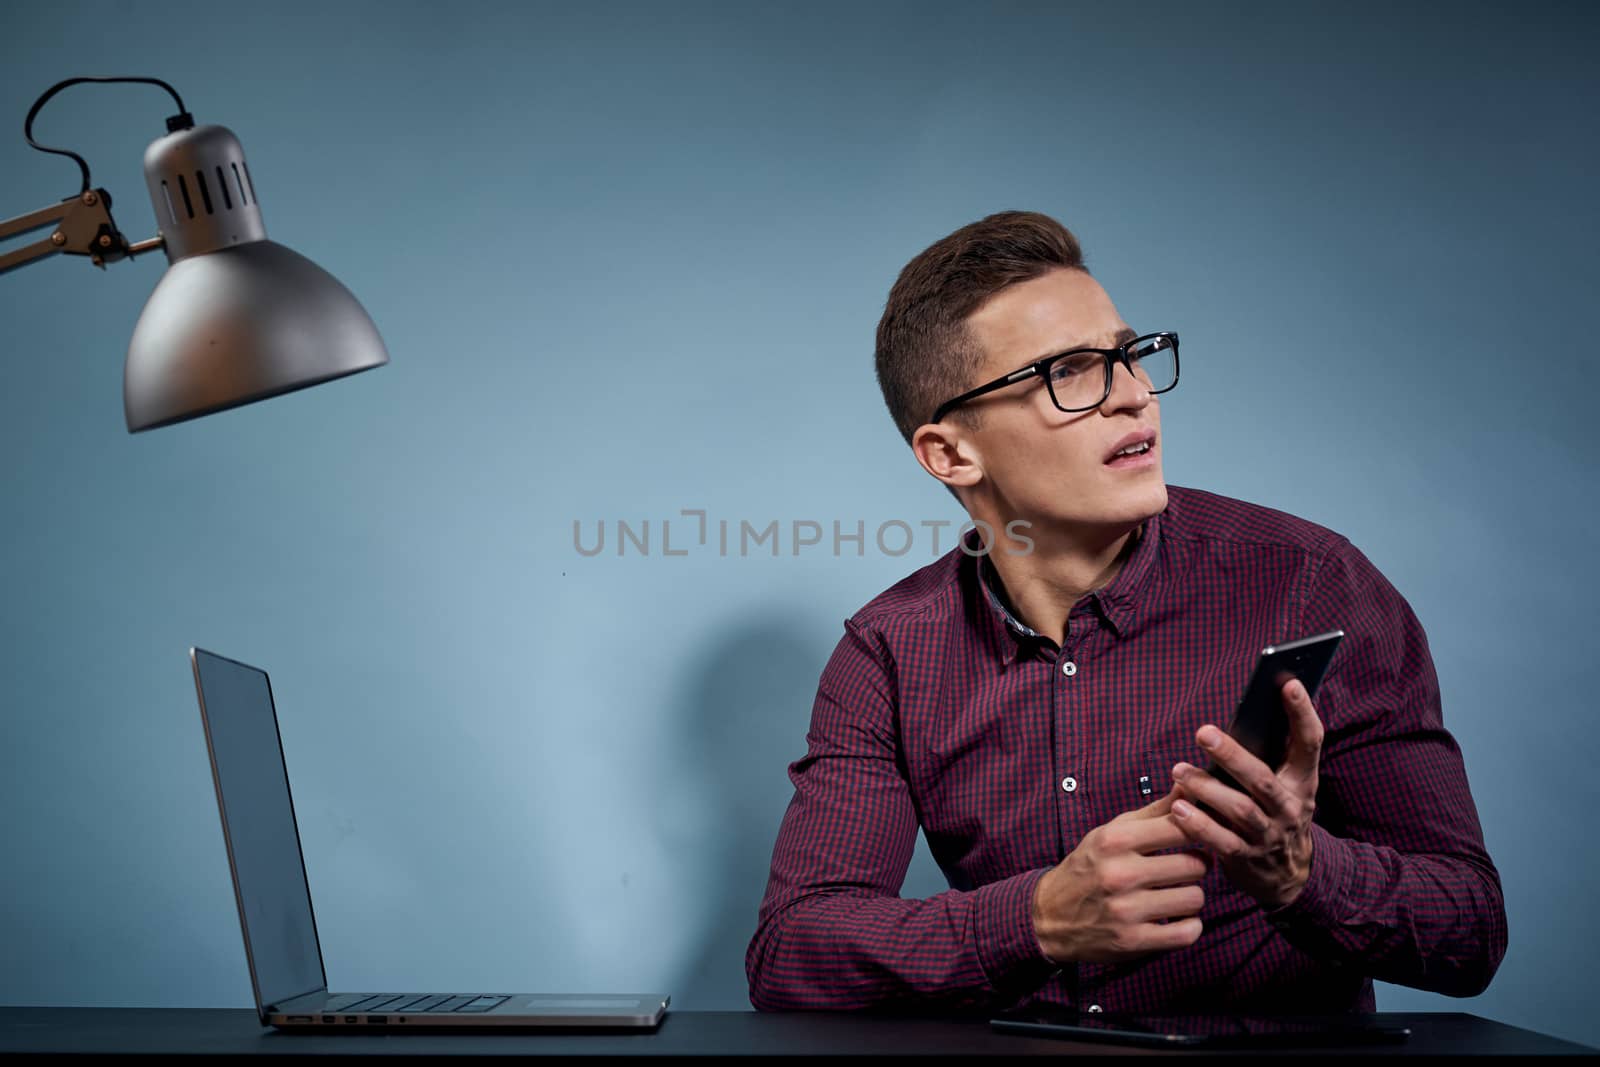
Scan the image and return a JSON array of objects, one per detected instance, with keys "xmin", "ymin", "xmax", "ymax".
[
  {"xmin": 1206, "ymin": 629, "xmax": 1344, "ymax": 791},
  {"xmin": 990, "ymin": 1005, "xmax": 1410, "ymax": 1048}
]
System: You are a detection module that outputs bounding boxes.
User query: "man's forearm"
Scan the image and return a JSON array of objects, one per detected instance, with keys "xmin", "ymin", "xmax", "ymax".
[
  {"xmin": 1265, "ymin": 823, "xmax": 1508, "ymax": 997},
  {"xmin": 746, "ymin": 870, "xmax": 1056, "ymax": 1011}
]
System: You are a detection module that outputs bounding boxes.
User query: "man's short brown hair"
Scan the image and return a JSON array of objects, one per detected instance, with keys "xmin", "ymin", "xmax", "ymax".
[{"xmin": 874, "ymin": 211, "xmax": 1088, "ymax": 443}]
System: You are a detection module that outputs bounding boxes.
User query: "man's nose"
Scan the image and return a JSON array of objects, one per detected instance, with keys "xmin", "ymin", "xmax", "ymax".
[{"xmin": 1103, "ymin": 360, "xmax": 1152, "ymax": 411}]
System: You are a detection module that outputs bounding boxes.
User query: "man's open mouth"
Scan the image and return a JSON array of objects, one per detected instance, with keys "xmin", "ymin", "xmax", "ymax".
[{"xmin": 1104, "ymin": 432, "xmax": 1158, "ymax": 465}]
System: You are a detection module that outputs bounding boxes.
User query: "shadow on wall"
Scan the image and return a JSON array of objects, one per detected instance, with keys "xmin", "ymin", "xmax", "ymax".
[{"xmin": 661, "ymin": 610, "xmax": 948, "ymax": 1010}]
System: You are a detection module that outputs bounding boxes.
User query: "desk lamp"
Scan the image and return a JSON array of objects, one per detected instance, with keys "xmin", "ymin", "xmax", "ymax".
[{"xmin": 0, "ymin": 76, "xmax": 387, "ymax": 431}]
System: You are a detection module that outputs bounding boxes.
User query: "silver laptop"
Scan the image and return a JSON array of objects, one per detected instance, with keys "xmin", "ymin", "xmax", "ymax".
[{"xmin": 189, "ymin": 646, "xmax": 670, "ymax": 1030}]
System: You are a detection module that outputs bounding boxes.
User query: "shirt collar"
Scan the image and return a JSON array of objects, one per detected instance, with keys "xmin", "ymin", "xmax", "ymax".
[
  {"xmin": 976, "ymin": 552, "xmax": 1043, "ymax": 645},
  {"xmin": 972, "ymin": 510, "xmax": 1165, "ymax": 659}
]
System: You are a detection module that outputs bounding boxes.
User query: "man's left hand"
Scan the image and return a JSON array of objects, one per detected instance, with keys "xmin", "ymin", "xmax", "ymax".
[{"xmin": 1168, "ymin": 678, "xmax": 1324, "ymax": 909}]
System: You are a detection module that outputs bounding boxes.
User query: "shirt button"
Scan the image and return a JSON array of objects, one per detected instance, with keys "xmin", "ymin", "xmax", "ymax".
[
  {"xmin": 1087, "ymin": 1004, "xmax": 1103, "ymax": 1013},
  {"xmin": 1061, "ymin": 776, "xmax": 1078, "ymax": 793},
  {"xmin": 1061, "ymin": 660, "xmax": 1078, "ymax": 677}
]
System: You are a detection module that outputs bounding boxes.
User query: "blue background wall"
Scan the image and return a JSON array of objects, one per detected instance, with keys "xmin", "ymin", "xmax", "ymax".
[{"xmin": 2, "ymin": 0, "xmax": 1596, "ymax": 1047}]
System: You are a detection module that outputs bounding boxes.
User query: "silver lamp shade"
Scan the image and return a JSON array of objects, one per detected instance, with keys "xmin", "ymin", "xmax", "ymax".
[{"xmin": 123, "ymin": 123, "xmax": 387, "ymax": 432}]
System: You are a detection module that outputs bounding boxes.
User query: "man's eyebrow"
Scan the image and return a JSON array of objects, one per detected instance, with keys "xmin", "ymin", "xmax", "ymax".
[{"xmin": 1033, "ymin": 326, "xmax": 1139, "ymax": 362}]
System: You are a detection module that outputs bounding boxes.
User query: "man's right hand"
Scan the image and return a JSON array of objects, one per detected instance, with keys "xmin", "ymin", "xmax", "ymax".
[{"xmin": 1030, "ymin": 787, "xmax": 1210, "ymax": 964}]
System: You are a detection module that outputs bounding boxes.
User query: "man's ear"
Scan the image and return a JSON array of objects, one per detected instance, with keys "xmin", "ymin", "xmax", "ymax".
[{"xmin": 912, "ymin": 422, "xmax": 983, "ymax": 493}]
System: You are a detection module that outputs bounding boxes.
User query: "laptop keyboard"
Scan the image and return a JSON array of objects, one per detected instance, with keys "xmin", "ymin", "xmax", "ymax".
[{"xmin": 324, "ymin": 994, "xmax": 511, "ymax": 1014}]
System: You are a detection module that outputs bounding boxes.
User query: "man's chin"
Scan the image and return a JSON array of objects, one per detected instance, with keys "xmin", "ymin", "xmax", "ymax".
[
  {"xmin": 1131, "ymin": 478, "xmax": 1168, "ymax": 520},
  {"xmin": 1096, "ymin": 475, "xmax": 1167, "ymax": 526},
  {"xmin": 1030, "ymin": 480, "xmax": 1167, "ymax": 539}
]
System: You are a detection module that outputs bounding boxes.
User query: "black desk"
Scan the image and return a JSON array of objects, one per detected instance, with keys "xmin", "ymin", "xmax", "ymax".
[{"xmin": 1, "ymin": 1008, "xmax": 1594, "ymax": 1056}]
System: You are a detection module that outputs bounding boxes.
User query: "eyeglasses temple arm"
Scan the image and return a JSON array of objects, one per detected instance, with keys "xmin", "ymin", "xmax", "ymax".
[{"xmin": 931, "ymin": 365, "xmax": 1042, "ymax": 424}]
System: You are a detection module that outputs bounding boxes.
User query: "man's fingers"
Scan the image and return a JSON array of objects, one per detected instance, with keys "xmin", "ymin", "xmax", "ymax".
[
  {"xmin": 1194, "ymin": 727, "xmax": 1288, "ymax": 817},
  {"xmin": 1130, "ymin": 849, "xmax": 1212, "ymax": 889},
  {"xmin": 1170, "ymin": 792, "xmax": 1251, "ymax": 858},
  {"xmin": 1135, "ymin": 916, "xmax": 1204, "ymax": 953},
  {"xmin": 1172, "ymin": 763, "xmax": 1272, "ymax": 838},
  {"xmin": 1109, "ymin": 808, "xmax": 1197, "ymax": 854},
  {"xmin": 1125, "ymin": 784, "xmax": 1180, "ymax": 819},
  {"xmin": 1122, "ymin": 885, "xmax": 1207, "ymax": 924},
  {"xmin": 1281, "ymin": 678, "xmax": 1325, "ymax": 784}
]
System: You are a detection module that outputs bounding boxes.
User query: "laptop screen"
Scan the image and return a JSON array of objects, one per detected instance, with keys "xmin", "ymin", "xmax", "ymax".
[{"xmin": 192, "ymin": 649, "xmax": 326, "ymax": 1012}]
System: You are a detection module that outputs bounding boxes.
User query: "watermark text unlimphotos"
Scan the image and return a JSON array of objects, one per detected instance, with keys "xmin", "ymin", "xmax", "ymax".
[{"xmin": 572, "ymin": 510, "xmax": 1034, "ymax": 559}]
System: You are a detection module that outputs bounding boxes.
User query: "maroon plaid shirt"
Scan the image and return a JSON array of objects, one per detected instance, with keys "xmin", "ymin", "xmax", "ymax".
[{"xmin": 747, "ymin": 485, "xmax": 1506, "ymax": 1014}]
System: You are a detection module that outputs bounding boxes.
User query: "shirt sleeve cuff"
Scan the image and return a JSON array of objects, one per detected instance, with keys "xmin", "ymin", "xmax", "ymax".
[
  {"xmin": 1265, "ymin": 821, "xmax": 1354, "ymax": 931},
  {"xmin": 973, "ymin": 867, "xmax": 1061, "ymax": 997}
]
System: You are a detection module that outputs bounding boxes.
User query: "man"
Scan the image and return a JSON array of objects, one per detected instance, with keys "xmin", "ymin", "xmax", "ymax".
[{"xmin": 745, "ymin": 211, "xmax": 1506, "ymax": 1014}]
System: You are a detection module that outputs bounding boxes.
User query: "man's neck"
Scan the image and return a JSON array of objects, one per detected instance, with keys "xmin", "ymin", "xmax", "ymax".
[{"xmin": 985, "ymin": 522, "xmax": 1141, "ymax": 647}]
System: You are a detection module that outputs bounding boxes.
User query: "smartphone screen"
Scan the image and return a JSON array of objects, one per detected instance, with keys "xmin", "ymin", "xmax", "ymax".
[{"xmin": 1207, "ymin": 629, "xmax": 1344, "ymax": 791}]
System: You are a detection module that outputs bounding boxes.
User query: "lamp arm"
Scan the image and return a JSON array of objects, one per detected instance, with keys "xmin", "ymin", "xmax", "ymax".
[{"xmin": 0, "ymin": 188, "xmax": 162, "ymax": 276}]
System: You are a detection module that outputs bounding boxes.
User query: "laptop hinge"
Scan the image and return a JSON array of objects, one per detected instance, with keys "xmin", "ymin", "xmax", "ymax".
[{"xmin": 269, "ymin": 989, "xmax": 330, "ymax": 1013}]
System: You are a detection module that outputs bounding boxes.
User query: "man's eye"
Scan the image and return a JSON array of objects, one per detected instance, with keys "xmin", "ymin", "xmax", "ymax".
[{"xmin": 1049, "ymin": 354, "xmax": 1100, "ymax": 380}]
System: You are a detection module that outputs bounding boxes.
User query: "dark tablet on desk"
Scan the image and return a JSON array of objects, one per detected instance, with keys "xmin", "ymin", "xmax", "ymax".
[{"xmin": 991, "ymin": 1005, "xmax": 1411, "ymax": 1048}]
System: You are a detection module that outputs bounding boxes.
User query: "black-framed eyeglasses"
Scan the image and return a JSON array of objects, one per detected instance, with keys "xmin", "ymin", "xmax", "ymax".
[{"xmin": 930, "ymin": 331, "xmax": 1180, "ymax": 424}]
